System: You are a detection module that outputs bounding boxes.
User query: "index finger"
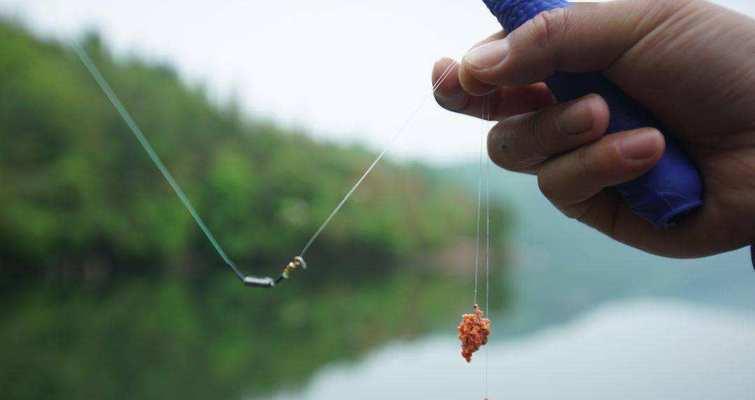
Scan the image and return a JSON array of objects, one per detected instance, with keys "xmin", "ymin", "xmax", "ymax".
[{"xmin": 432, "ymin": 58, "xmax": 555, "ymax": 120}]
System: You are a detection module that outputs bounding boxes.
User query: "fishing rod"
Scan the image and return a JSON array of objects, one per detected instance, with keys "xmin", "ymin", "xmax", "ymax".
[
  {"xmin": 264, "ymin": 0, "xmax": 707, "ymax": 286},
  {"xmin": 72, "ymin": 0, "xmax": 707, "ymax": 291},
  {"xmin": 71, "ymin": 38, "xmax": 457, "ymax": 289},
  {"xmin": 482, "ymin": 0, "xmax": 703, "ymax": 228}
]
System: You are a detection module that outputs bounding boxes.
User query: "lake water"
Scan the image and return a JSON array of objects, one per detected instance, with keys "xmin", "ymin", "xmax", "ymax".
[{"xmin": 265, "ymin": 300, "xmax": 755, "ymax": 400}]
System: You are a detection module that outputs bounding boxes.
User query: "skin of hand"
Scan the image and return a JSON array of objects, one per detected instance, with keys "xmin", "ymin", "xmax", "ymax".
[{"xmin": 432, "ymin": 0, "xmax": 755, "ymax": 259}]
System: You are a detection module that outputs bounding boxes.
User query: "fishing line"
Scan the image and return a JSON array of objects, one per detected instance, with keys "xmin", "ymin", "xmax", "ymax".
[
  {"xmin": 73, "ymin": 36, "xmax": 456, "ymax": 288},
  {"xmin": 70, "ymin": 42, "xmax": 249, "ymax": 283},
  {"xmin": 483, "ymin": 95, "xmax": 492, "ymax": 400},
  {"xmin": 473, "ymin": 115, "xmax": 485, "ymax": 305},
  {"xmin": 458, "ymin": 95, "xmax": 494, "ymax": 384},
  {"xmin": 299, "ymin": 63, "xmax": 456, "ymax": 258}
]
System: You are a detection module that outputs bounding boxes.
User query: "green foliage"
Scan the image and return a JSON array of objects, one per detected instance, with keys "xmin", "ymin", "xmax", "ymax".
[
  {"xmin": 0, "ymin": 20, "xmax": 509, "ymax": 400},
  {"xmin": 0, "ymin": 20, "xmax": 478, "ymax": 279},
  {"xmin": 0, "ymin": 271, "xmax": 493, "ymax": 400}
]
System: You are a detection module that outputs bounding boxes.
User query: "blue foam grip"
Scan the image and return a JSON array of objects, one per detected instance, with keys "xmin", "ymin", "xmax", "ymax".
[{"xmin": 482, "ymin": 0, "xmax": 703, "ymax": 228}]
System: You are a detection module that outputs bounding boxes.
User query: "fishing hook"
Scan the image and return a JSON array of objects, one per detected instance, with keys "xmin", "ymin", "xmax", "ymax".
[{"xmin": 243, "ymin": 256, "xmax": 307, "ymax": 288}]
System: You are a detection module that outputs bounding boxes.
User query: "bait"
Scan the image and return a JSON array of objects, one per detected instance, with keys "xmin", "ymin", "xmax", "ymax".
[{"xmin": 458, "ymin": 304, "xmax": 491, "ymax": 363}]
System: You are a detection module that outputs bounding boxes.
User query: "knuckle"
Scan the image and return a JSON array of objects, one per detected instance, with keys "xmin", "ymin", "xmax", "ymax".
[
  {"xmin": 632, "ymin": 0, "xmax": 698, "ymax": 32},
  {"xmin": 529, "ymin": 8, "xmax": 569, "ymax": 50},
  {"xmin": 645, "ymin": 0, "xmax": 695, "ymax": 14}
]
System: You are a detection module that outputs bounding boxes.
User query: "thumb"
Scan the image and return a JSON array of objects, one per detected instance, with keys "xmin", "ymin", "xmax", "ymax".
[{"xmin": 459, "ymin": 0, "xmax": 687, "ymax": 91}]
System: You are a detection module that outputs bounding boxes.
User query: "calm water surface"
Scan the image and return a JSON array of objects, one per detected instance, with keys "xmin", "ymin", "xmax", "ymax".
[{"xmin": 265, "ymin": 300, "xmax": 755, "ymax": 400}]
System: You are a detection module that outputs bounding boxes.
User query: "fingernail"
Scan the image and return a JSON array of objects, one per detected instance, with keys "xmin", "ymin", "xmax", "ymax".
[
  {"xmin": 619, "ymin": 130, "xmax": 661, "ymax": 160},
  {"xmin": 559, "ymin": 97, "xmax": 596, "ymax": 135},
  {"xmin": 464, "ymin": 39, "xmax": 509, "ymax": 70}
]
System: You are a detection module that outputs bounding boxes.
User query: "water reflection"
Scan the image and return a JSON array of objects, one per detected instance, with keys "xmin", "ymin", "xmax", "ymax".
[{"xmin": 267, "ymin": 300, "xmax": 755, "ymax": 400}]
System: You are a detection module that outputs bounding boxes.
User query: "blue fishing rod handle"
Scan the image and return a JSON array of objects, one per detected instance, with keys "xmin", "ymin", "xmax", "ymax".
[{"xmin": 482, "ymin": 0, "xmax": 703, "ymax": 228}]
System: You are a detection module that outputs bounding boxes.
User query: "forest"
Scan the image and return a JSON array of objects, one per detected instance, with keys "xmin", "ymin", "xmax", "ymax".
[{"xmin": 0, "ymin": 20, "xmax": 506, "ymax": 399}]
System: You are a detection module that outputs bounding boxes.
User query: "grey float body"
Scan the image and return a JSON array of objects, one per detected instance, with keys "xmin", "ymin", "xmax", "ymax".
[{"xmin": 244, "ymin": 276, "xmax": 276, "ymax": 288}]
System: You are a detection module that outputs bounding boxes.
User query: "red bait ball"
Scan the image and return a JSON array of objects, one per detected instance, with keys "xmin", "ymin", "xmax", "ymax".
[{"xmin": 457, "ymin": 304, "xmax": 491, "ymax": 363}]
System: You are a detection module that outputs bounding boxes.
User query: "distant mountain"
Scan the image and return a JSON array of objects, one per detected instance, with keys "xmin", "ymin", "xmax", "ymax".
[{"xmin": 443, "ymin": 163, "xmax": 755, "ymax": 336}]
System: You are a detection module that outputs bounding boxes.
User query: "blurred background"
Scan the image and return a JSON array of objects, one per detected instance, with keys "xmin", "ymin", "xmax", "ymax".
[{"xmin": 0, "ymin": 0, "xmax": 753, "ymax": 399}]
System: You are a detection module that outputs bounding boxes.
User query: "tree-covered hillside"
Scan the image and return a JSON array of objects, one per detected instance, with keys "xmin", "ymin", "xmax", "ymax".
[
  {"xmin": 0, "ymin": 20, "xmax": 506, "ymax": 400},
  {"xmin": 0, "ymin": 21, "xmax": 489, "ymax": 283}
]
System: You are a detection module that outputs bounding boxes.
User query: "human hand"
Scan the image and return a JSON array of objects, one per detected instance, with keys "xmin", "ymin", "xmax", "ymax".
[{"xmin": 433, "ymin": 0, "xmax": 755, "ymax": 258}]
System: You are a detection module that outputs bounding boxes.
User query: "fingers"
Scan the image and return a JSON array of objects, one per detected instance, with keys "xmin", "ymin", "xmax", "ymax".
[
  {"xmin": 568, "ymin": 189, "xmax": 692, "ymax": 258},
  {"xmin": 432, "ymin": 58, "xmax": 555, "ymax": 120},
  {"xmin": 432, "ymin": 59, "xmax": 468, "ymax": 111},
  {"xmin": 488, "ymin": 94, "xmax": 609, "ymax": 172},
  {"xmin": 473, "ymin": 30, "xmax": 508, "ymax": 48},
  {"xmin": 458, "ymin": 31, "xmax": 508, "ymax": 95},
  {"xmin": 459, "ymin": 0, "xmax": 677, "ymax": 90},
  {"xmin": 537, "ymin": 128, "xmax": 665, "ymax": 217}
]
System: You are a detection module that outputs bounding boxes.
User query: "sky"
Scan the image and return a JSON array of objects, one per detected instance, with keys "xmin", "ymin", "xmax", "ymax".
[{"xmin": 1, "ymin": 0, "xmax": 754, "ymax": 163}]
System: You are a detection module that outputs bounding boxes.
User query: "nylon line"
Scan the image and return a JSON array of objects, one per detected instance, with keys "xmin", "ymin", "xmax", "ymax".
[
  {"xmin": 299, "ymin": 63, "xmax": 457, "ymax": 257},
  {"xmin": 71, "ymin": 42, "xmax": 246, "ymax": 281}
]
